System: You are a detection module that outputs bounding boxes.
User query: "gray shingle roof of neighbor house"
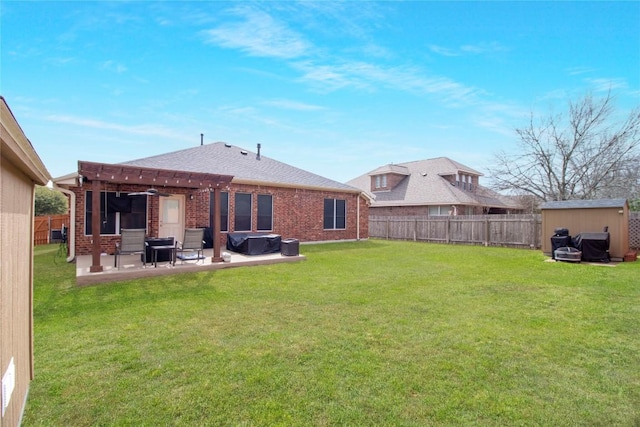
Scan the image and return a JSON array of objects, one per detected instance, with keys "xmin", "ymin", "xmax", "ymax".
[
  {"xmin": 347, "ymin": 156, "xmax": 522, "ymax": 209},
  {"xmin": 120, "ymin": 142, "xmax": 360, "ymax": 193},
  {"xmin": 540, "ymin": 199, "xmax": 628, "ymax": 210}
]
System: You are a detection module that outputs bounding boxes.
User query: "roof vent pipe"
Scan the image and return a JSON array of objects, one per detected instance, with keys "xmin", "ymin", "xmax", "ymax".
[
  {"xmin": 200, "ymin": 133, "xmax": 204, "ymax": 146},
  {"xmin": 257, "ymin": 143, "xmax": 261, "ymax": 160}
]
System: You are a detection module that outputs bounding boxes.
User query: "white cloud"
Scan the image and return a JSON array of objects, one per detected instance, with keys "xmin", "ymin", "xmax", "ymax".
[
  {"xmin": 262, "ymin": 99, "xmax": 325, "ymax": 111},
  {"xmin": 430, "ymin": 42, "xmax": 507, "ymax": 57},
  {"xmin": 566, "ymin": 66, "xmax": 596, "ymax": 76},
  {"xmin": 45, "ymin": 57, "xmax": 76, "ymax": 66},
  {"xmin": 460, "ymin": 42, "xmax": 507, "ymax": 54},
  {"xmin": 44, "ymin": 114, "xmax": 190, "ymax": 141},
  {"xmin": 202, "ymin": 7, "xmax": 310, "ymax": 59},
  {"xmin": 429, "ymin": 45, "xmax": 459, "ymax": 57},
  {"xmin": 101, "ymin": 60, "xmax": 127, "ymax": 73},
  {"xmin": 293, "ymin": 60, "xmax": 481, "ymax": 105},
  {"xmin": 584, "ymin": 77, "xmax": 628, "ymax": 92}
]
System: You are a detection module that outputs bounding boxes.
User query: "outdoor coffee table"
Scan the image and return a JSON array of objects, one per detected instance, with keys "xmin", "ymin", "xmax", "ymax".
[{"xmin": 150, "ymin": 245, "xmax": 176, "ymax": 267}]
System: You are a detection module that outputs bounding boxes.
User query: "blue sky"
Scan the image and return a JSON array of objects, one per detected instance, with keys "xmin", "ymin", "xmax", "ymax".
[{"xmin": 2, "ymin": 1, "xmax": 639, "ymax": 184}]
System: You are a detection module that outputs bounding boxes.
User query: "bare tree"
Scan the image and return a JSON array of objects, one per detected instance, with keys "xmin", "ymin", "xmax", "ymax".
[{"xmin": 490, "ymin": 92, "xmax": 640, "ymax": 202}]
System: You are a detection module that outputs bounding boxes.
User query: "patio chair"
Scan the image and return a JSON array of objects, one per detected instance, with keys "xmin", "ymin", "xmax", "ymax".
[
  {"xmin": 114, "ymin": 228, "xmax": 147, "ymax": 269},
  {"xmin": 176, "ymin": 228, "xmax": 205, "ymax": 264}
]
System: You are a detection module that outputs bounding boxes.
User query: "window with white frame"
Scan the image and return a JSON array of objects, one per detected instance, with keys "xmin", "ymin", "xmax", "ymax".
[{"xmin": 323, "ymin": 198, "xmax": 346, "ymax": 229}]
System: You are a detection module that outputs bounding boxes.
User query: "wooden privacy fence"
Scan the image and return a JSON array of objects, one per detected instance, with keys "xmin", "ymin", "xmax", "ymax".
[
  {"xmin": 370, "ymin": 215, "xmax": 543, "ymax": 249},
  {"xmin": 34, "ymin": 214, "xmax": 70, "ymax": 245},
  {"xmin": 371, "ymin": 213, "xmax": 640, "ymax": 250}
]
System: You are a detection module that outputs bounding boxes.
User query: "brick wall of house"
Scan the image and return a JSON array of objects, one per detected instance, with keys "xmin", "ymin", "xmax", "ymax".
[
  {"xmin": 371, "ymin": 206, "xmax": 430, "ymax": 216},
  {"xmin": 71, "ymin": 182, "xmax": 369, "ymax": 256}
]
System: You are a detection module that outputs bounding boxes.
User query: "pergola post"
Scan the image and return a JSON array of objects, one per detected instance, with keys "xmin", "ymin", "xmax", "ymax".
[
  {"xmin": 89, "ymin": 179, "xmax": 104, "ymax": 272},
  {"xmin": 212, "ymin": 187, "xmax": 223, "ymax": 262}
]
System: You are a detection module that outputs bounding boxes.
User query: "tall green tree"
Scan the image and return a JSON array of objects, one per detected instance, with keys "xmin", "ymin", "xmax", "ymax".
[
  {"xmin": 490, "ymin": 91, "xmax": 640, "ymax": 202},
  {"xmin": 35, "ymin": 185, "xmax": 68, "ymax": 216}
]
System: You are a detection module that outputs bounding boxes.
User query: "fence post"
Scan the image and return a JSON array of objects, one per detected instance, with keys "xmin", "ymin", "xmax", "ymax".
[
  {"xmin": 414, "ymin": 218, "xmax": 417, "ymax": 241},
  {"xmin": 386, "ymin": 218, "xmax": 390, "ymax": 240},
  {"xmin": 530, "ymin": 215, "xmax": 537, "ymax": 248},
  {"xmin": 484, "ymin": 218, "xmax": 490, "ymax": 246},
  {"xmin": 446, "ymin": 217, "xmax": 451, "ymax": 244}
]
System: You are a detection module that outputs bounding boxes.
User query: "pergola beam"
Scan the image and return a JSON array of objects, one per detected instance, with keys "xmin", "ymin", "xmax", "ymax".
[{"xmin": 78, "ymin": 161, "xmax": 233, "ymax": 190}]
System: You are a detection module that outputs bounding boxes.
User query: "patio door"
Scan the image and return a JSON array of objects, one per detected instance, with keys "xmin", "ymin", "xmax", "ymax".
[{"xmin": 159, "ymin": 195, "xmax": 184, "ymax": 240}]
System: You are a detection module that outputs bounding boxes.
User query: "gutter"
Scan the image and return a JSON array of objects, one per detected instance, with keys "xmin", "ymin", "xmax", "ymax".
[
  {"xmin": 231, "ymin": 177, "xmax": 362, "ymax": 194},
  {"xmin": 357, "ymin": 191, "xmax": 374, "ymax": 241}
]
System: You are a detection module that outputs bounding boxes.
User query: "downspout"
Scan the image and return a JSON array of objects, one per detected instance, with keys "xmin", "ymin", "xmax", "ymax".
[
  {"xmin": 54, "ymin": 186, "xmax": 76, "ymax": 262},
  {"xmin": 357, "ymin": 193, "xmax": 361, "ymax": 241}
]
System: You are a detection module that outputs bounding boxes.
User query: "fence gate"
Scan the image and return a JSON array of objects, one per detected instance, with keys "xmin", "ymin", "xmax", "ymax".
[{"xmin": 34, "ymin": 214, "xmax": 70, "ymax": 245}]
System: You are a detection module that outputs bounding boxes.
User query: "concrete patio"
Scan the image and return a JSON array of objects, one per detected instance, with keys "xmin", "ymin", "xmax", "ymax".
[{"xmin": 75, "ymin": 249, "xmax": 305, "ymax": 286}]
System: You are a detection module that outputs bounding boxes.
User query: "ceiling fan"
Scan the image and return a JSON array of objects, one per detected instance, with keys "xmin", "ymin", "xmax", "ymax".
[{"xmin": 127, "ymin": 188, "xmax": 172, "ymax": 197}]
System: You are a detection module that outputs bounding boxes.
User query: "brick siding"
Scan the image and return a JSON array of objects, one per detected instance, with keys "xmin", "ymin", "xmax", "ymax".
[{"xmin": 71, "ymin": 182, "xmax": 369, "ymax": 256}]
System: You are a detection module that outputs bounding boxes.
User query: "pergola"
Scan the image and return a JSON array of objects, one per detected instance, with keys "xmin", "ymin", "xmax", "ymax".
[{"xmin": 78, "ymin": 161, "xmax": 234, "ymax": 273}]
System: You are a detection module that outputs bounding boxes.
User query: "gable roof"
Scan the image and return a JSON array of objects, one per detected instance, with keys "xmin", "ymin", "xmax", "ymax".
[
  {"xmin": 347, "ymin": 156, "xmax": 520, "ymax": 209},
  {"xmin": 540, "ymin": 199, "xmax": 628, "ymax": 210},
  {"xmin": 121, "ymin": 142, "xmax": 359, "ymax": 193}
]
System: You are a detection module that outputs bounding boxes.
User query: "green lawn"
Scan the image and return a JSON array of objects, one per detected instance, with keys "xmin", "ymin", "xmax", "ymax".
[{"xmin": 24, "ymin": 240, "xmax": 639, "ymax": 426}]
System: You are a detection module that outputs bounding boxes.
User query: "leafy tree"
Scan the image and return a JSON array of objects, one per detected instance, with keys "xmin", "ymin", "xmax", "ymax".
[
  {"xmin": 490, "ymin": 92, "xmax": 640, "ymax": 202},
  {"xmin": 35, "ymin": 185, "xmax": 68, "ymax": 216}
]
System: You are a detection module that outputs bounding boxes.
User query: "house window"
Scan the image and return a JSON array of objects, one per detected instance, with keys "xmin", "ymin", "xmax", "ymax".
[
  {"xmin": 257, "ymin": 194, "xmax": 273, "ymax": 231},
  {"xmin": 85, "ymin": 191, "xmax": 147, "ymax": 235},
  {"xmin": 234, "ymin": 193, "xmax": 252, "ymax": 231},
  {"xmin": 209, "ymin": 191, "xmax": 229, "ymax": 232},
  {"xmin": 428, "ymin": 205, "xmax": 452, "ymax": 216},
  {"xmin": 374, "ymin": 175, "xmax": 387, "ymax": 189},
  {"xmin": 323, "ymin": 198, "xmax": 346, "ymax": 230}
]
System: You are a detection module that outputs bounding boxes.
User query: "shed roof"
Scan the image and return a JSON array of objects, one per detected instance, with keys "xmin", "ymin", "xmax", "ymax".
[
  {"xmin": 1, "ymin": 96, "xmax": 50, "ymax": 185},
  {"xmin": 540, "ymin": 199, "xmax": 628, "ymax": 210}
]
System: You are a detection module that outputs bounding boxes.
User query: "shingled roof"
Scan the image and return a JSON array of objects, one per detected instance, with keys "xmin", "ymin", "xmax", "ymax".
[
  {"xmin": 347, "ymin": 156, "xmax": 521, "ymax": 209},
  {"xmin": 121, "ymin": 142, "xmax": 359, "ymax": 193},
  {"xmin": 540, "ymin": 199, "xmax": 628, "ymax": 210}
]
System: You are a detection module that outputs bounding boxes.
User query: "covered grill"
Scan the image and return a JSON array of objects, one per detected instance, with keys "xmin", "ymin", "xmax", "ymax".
[
  {"xmin": 573, "ymin": 232, "xmax": 610, "ymax": 262},
  {"xmin": 550, "ymin": 228, "xmax": 572, "ymax": 260}
]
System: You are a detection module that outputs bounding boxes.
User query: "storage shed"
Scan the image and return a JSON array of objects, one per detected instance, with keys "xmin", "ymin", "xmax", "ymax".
[
  {"xmin": 1, "ymin": 97, "xmax": 50, "ymax": 427},
  {"xmin": 540, "ymin": 199, "xmax": 630, "ymax": 261}
]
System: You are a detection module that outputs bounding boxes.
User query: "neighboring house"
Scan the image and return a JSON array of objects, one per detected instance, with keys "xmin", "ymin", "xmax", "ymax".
[
  {"xmin": 1, "ymin": 97, "xmax": 51, "ymax": 427},
  {"xmin": 54, "ymin": 142, "xmax": 369, "ymax": 265},
  {"xmin": 347, "ymin": 157, "xmax": 523, "ymax": 216}
]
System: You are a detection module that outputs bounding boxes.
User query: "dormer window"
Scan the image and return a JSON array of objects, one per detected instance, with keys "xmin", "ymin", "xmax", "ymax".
[
  {"xmin": 369, "ymin": 164, "xmax": 409, "ymax": 192},
  {"xmin": 374, "ymin": 174, "xmax": 387, "ymax": 189},
  {"xmin": 455, "ymin": 173, "xmax": 476, "ymax": 191}
]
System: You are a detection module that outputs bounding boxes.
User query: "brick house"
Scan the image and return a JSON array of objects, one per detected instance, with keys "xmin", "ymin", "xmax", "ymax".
[
  {"xmin": 54, "ymin": 142, "xmax": 369, "ymax": 267},
  {"xmin": 347, "ymin": 157, "xmax": 523, "ymax": 216}
]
